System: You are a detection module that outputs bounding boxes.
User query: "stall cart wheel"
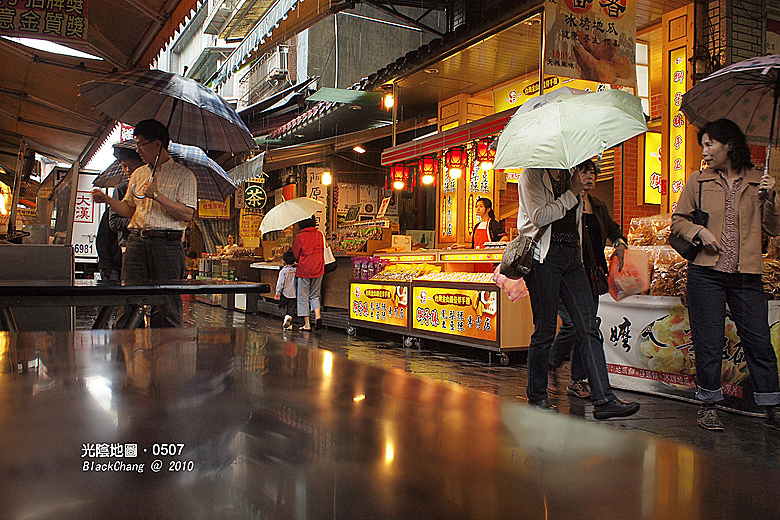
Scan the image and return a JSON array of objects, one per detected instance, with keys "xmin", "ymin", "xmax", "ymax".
[
  {"xmin": 346, "ymin": 326, "xmax": 357, "ymax": 337},
  {"xmin": 499, "ymin": 353, "xmax": 510, "ymax": 366}
]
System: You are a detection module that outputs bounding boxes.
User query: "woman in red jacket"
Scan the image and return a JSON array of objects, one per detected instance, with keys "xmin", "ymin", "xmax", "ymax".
[{"xmin": 293, "ymin": 216, "xmax": 324, "ymax": 331}]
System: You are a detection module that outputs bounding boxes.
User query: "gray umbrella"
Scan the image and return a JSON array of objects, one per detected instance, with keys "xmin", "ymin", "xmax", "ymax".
[{"xmin": 79, "ymin": 69, "xmax": 255, "ymax": 153}]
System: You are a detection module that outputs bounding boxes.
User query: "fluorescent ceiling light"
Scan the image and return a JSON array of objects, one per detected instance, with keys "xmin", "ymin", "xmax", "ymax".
[{"xmin": 2, "ymin": 36, "xmax": 102, "ymax": 60}]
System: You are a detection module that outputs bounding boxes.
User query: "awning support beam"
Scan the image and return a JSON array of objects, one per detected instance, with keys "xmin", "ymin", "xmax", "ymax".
[{"xmin": 363, "ymin": 0, "xmax": 443, "ymax": 36}]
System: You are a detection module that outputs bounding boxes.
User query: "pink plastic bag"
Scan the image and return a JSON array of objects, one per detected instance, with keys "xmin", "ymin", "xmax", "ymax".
[
  {"xmin": 608, "ymin": 248, "xmax": 650, "ymax": 301},
  {"xmin": 493, "ymin": 265, "xmax": 529, "ymax": 302}
]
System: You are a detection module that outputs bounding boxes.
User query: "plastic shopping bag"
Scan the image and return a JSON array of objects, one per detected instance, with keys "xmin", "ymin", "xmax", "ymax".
[
  {"xmin": 493, "ymin": 265, "xmax": 529, "ymax": 302},
  {"xmin": 608, "ymin": 248, "xmax": 650, "ymax": 301}
]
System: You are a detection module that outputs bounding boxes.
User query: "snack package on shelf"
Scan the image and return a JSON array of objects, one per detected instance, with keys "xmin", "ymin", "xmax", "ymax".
[
  {"xmin": 415, "ymin": 271, "xmax": 496, "ymax": 284},
  {"xmin": 649, "ymin": 247, "xmax": 687, "ymax": 298},
  {"xmin": 369, "ymin": 263, "xmax": 440, "ymax": 282},
  {"xmin": 627, "ymin": 214, "xmax": 672, "ymax": 246},
  {"xmin": 351, "ymin": 256, "xmax": 389, "ymax": 280}
]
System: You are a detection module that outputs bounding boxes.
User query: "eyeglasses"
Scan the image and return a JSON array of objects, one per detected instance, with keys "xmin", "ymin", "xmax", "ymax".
[{"xmin": 135, "ymin": 140, "xmax": 156, "ymax": 149}]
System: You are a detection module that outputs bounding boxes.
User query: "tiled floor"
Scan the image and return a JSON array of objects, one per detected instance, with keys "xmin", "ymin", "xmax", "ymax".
[{"xmin": 77, "ymin": 301, "xmax": 780, "ymax": 468}]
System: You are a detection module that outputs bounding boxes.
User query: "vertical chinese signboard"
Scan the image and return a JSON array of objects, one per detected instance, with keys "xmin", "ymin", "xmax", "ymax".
[
  {"xmin": 438, "ymin": 160, "xmax": 459, "ymax": 244},
  {"xmin": 307, "ymin": 167, "xmax": 327, "ymax": 234},
  {"xmin": 668, "ymin": 47, "xmax": 687, "ymax": 213},
  {"xmin": 644, "ymin": 132, "xmax": 662, "ymax": 205},
  {"xmin": 73, "ymin": 191, "xmax": 93, "ymax": 224},
  {"xmin": 0, "ymin": 0, "xmax": 87, "ymax": 42},
  {"xmin": 544, "ymin": 0, "xmax": 637, "ymax": 87},
  {"xmin": 412, "ymin": 284, "xmax": 498, "ymax": 344},
  {"xmin": 466, "ymin": 149, "xmax": 495, "ymax": 244}
]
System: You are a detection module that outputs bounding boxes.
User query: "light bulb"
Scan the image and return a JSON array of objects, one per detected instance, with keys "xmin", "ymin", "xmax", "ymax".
[
  {"xmin": 393, "ymin": 180, "xmax": 405, "ymax": 190},
  {"xmin": 480, "ymin": 161, "xmax": 493, "ymax": 171},
  {"xmin": 449, "ymin": 168, "xmax": 462, "ymax": 179},
  {"xmin": 421, "ymin": 174, "xmax": 434, "ymax": 185},
  {"xmin": 383, "ymin": 93, "xmax": 394, "ymax": 109},
  {"xmin": 322, "ymin": 171, "xmax": 332, "ymax": 185}
]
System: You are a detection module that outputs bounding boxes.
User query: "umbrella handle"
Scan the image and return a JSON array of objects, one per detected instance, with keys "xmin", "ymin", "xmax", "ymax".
[{"xmin": 131, "ymin": 145, "xmax": 163, "ymax": 200}]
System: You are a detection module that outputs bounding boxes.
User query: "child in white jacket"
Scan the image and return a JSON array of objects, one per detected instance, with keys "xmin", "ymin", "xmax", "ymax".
[{"xmin": 275, "ymin": 250, "xmax": 297, "ymax": 330}]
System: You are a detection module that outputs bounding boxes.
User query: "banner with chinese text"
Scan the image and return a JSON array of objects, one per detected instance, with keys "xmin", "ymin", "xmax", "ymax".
[
  {"xmin": 307, "ymin": 167, "xmax": 328, "ymax": 234},
  {"xmin": 239, "ymin": 209, "xmax": 262, "ymax": 239},
  {"xmin": 644, "ymin": 132, "xmax": 662, "ymax": 204},
  {"xmin": 544, "ymin": 0, "xmax": 636, "ymax": 87},
  {"xmin": 350, "ymin": 282, "xmax": 409, "ymax": 330},
  {"xmin": 438, "ymin": 160, "xmax": 459, "ymax": 244},
  {"xmin": 493, "ymin": 76, "xmax": 607, "ymax": 113},
  {"xmin": 465, "ymin": 147, "xmax": 495, "ymax": 243},
  {"xmin": 668, "ymin": 47, "xmax": 687, "ymax": 213},
  {"xmin": 599, "ymin": 295, "xmax": 780, "ymax": 414},
  {"xmin": 198, "ymin": 199, "xmax": 230, "ymax": 219},
  {"xmin": 0, "ymin": 0, "xmax": 87, "ymax": 42},
  {"xmin": 412, "ymin": 285, "xmax": 497, "ymax": 342}
]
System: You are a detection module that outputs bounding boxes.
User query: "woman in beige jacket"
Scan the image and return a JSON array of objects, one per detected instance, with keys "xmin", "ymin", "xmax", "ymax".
[{"xmin": 671, "ymin": 118, "xmax": 780, "ymax": 431}]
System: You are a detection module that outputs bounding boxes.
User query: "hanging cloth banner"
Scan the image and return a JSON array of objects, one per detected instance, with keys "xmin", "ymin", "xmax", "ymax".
[
  {"xmin": 544, "ymin": 0, "xmax": 636, "ymax": 88},
  {"xmin": 0, "ymin": 0, "xmax": 88, "ymax": 42}
]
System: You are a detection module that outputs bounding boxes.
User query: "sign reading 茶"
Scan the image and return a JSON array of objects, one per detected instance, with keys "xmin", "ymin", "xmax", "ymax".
[
  {"xmin": 412, "ymin": 285, "xmax": 498, "ymax": 342},
  {"xmin": 350, "ymin": 283, "xmax": 409, "ymax": 329},
  {"xmin": 0, "ymin": 0, "xmax": 88, "ymax": 42},
  {"xmin": 544, "ymin": 0, "xmax": 636, "ymax": 87},
  {"xmin": 244, "ymin": 182, "xmax": 267, "ymax": 210}
]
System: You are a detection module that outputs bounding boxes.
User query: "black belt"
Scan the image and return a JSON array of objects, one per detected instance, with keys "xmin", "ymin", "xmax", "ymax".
[{"xmin": 132, "ymin": 229, "xmax": 182, "ymax": 240}]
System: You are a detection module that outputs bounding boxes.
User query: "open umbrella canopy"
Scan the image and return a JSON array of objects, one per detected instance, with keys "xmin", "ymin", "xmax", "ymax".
[
  {"xmin": 92, "ymin": 140, "xmax": 236, "ymax": 200},
  {"xmin": 260, "ymin": 198, "xmax": 324, "ymax": 235},
  {"xmin": 680, "ymin": 54, "xmax": 780, "ymax": 148},
  {"xmin": 493, "ymin": 89, "xmax": 648, "ymax": 170},
  {"xmin": 79, "ymin": 69, "xmax": 255, "ymax": 153}
]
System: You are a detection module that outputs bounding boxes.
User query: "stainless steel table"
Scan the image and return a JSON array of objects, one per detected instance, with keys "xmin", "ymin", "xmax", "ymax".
[
  {"xmin": 0, "ymin": 327, "xmax": 778, "ymax": 519},
  {"xmin": 0, "ymin": 279, "xmax": 270, "ymax": 331}
]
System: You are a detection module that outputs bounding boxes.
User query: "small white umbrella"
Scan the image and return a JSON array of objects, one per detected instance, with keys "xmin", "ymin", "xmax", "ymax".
[
  {"xmin": 493, "ymin": 89, "xmax": 648, "ymax": 170},
  {"xmin": 259, "ymin": 197, "xmax": 324, "ymax": 235}
]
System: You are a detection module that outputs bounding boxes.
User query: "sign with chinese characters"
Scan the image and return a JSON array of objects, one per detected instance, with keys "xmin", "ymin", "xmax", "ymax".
[
  {"xmin": 668, "ymin": 46, "xmax": 687, "ymax": 213},
  {"xmin": 119, "ymin": 123, "xmax": 134, "ymax": 142},
  {"xmin": 0, "ymin": 0, "xmax": 87, "ymax": 42},
  {"xmin": 243, "ymin": 182, "xmax": 267, "ymax": 210},
  {"xmin": 350, "ymin": 283, "xmax": 409, "ymax": 329},
  {"xmin": 73, "ymin": 191, "xmax": 93, "ymax": 223},
  {"xmin": 598, "ymin": 295, "xmax": 780, "ymax": 414},
  {"xmin": 438, "ymin": 161, "xmax": 459, "ymax": 244},
  {"xmin": 504, "ymin": 169, "xmax": 523, "ymax": 183},
  {"xmin": 307, "ymin": 167, "xmax": 327, "ymax": 234},
  {"xmin": 412, "ymin": 285, "xmax": 498, "ymax": 342},
  {"xmin": 544, "ymin": 0, "xmax": 636, "ymax": 87},
  {"xmin": 198, "ymin": 199, "xmax": 230, "ymax": 219},
  {"xmin": 493, "ymin": 76, "xmax": 606, "ymax": 112},
  {"xmin": 643, "ymin": 132, "xmax": 662, "ymax": 204},
  {"xmin": 239, "ymin": 208, "xmax": 262, "ymax": 239},
  {"xmin": 466, "ymin": 149, "xmax": 495, "ymax": 243}
]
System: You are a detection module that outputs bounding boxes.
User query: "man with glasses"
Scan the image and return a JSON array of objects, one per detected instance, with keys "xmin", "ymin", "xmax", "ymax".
[{"xmin": 92, "ymin": 119, "xmax": 197, "ymax": 327}]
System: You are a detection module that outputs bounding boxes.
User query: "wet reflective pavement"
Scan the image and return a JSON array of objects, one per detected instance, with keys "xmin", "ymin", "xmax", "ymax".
[
  {"xmin": 75, "ymin": 301, "xmax": 780, "ymax": 472},
  {"xmin": 5, "ymin": 324, "xmax": 780, "ymax": 519}
]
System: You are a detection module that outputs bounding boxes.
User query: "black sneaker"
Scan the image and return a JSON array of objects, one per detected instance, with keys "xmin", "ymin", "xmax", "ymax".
[
  {"xmin": 593, "ymin": 399, "xmax": 640, "ymax": 420},
  {"xmin": 697, "ymin": 404, "xmax": 724, "ymax": 431},
  {"xmin": 529, "ymin": 399, "xmax": 558, "ymax": 413}
]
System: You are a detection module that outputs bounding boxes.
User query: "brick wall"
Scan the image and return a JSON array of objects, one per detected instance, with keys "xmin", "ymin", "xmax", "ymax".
[
  {"xmin": 726, "ymin": 0, "xmax": 765, "ymax": 63},
  {"xmin": 613, "ymin": 136, "xmax": 663, "ymax": 231},
  {"xmin": 499, "ymin": 183, "xmax": 519, "ymax": 235}
]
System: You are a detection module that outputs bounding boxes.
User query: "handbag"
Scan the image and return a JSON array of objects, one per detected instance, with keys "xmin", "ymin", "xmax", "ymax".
[
  {"xmin": 499, "ymin": 224, "xmax": 549, "ymax": 280},
  {"xmin": 668, "ymin": 180, "xmax": 708, "ymax": 261},
  {"xmin": 581, "ymin": 220, "xmax": 610, "ymax": 296},
  {"xmin": 322, "ymin": 232, "xmax": 337, "ymax": 273}
]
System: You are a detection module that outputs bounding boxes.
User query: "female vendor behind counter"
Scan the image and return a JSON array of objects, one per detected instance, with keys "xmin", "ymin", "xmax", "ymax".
[{"xmin": 472, "ymin": 197, "xmax": 509, "ymax": 249}]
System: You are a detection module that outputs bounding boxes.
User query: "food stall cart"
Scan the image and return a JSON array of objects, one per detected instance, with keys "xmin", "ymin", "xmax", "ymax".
[
  {"xmin": 593, "ymin": 216, "xmax": 780, "ymax": 415},
  {"xmin": 349, "ymin": 249, "xmax": 534, "ymax": 363}
]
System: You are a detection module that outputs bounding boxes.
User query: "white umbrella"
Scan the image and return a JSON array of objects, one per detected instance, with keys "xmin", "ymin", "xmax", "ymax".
[
  {"xmin": 260, "ymin": 198, "xmax": 324, "ymax": 235},
  {"xmin": 493, "ymin": 89, "xmax": 648, "ymax": 170}
]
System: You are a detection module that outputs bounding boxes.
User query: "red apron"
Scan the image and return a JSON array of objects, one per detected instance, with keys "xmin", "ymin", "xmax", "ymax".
[{"xmin": 473, "ymin": 222, "xmax": 491, "ymax": 249}]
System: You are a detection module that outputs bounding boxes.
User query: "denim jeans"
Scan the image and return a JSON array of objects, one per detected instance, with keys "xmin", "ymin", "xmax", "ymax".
[
  {"xmin": 549, "ymin": 293, "xmax": 599, "ymax": 382},
  {"xmin": 524, "ymin": 243, "xmax": 616, "ymax": 405},
  {"xmin": 687, "ymin": 264, "xmax": 780, "ymax": 406},
  {"xmin": 122, "ymin": 233, "xmax": 185, "ymax": 328},
  {"xmin": 297, "ymin": 276, "xmax": 323, "ymax": 317}
]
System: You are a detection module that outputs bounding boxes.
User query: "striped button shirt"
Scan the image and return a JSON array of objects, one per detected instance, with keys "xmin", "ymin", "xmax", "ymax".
[
  {"xmin": 123, "ymin": 158, "xmax": 197, "ymax": 231},
  {"xmin": 713, "ymin": 173, "xmax": 742, "ymax": 274}
]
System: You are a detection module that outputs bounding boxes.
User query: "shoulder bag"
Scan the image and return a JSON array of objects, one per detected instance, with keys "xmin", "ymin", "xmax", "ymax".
[
  {"xmin": 499, "ymin": 224, "xmax": 550, "ymax": 280},
  {"xmin": 668, "ymin": 180, "xmax": 708, "ymax": 261},
  {"xmin": 322, "ymin": 232, "xmax": 337, "ymax": 273}
]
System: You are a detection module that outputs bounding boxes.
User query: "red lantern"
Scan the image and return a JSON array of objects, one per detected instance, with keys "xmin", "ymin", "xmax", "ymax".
[
  {"xmin": 417, "ymin": 154, "xmax": 438, "ymax": 186},
  {"xmin": 389, "ymin": 163, "xmax": 410, "ymax": 190},
  {"xmin": 476, "ymin": 138, "xmax": 496, "ymax": 170},
  {"xmin": 445, "ymin": 146, "xmax": 467, "ymax": 179}
]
